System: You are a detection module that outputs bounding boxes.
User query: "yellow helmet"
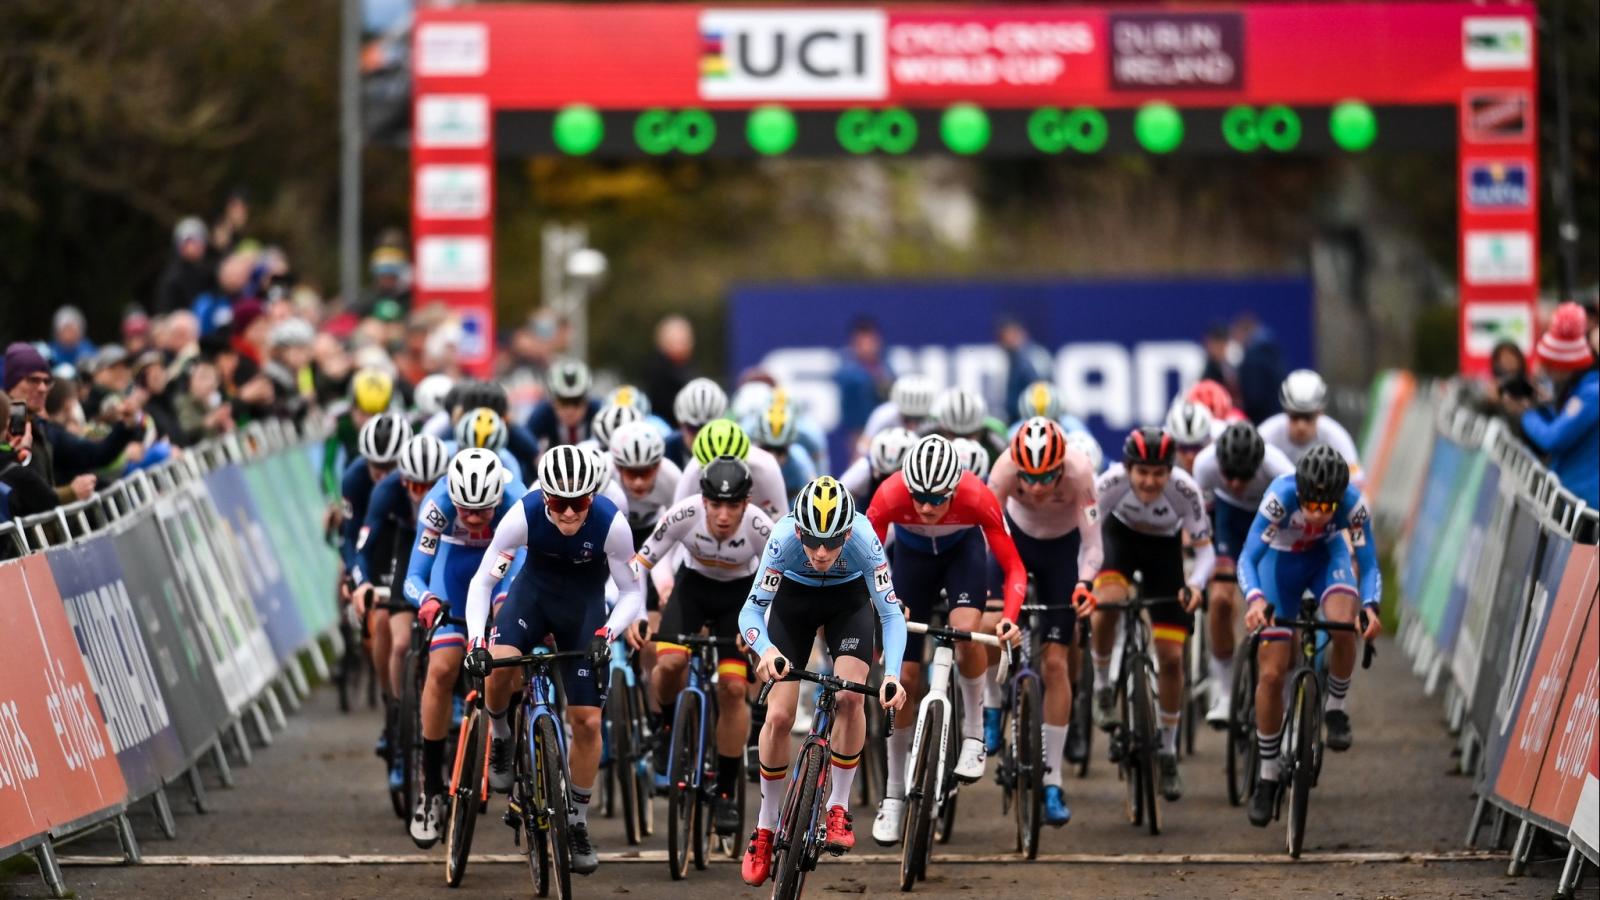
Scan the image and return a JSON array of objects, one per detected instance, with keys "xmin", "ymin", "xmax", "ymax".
[{"xmin": 352, "ymin": 368, "xmax": 395, "ymax": 414}]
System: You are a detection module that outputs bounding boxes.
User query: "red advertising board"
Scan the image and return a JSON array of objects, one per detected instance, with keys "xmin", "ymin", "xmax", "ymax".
[
  {"xmin": 0, "ymin": 557, "xmax": 128, "ymax": 850},
  {"xmin": 1528, "ymin": 567, "xmax": 1600, "ymax": 828}
]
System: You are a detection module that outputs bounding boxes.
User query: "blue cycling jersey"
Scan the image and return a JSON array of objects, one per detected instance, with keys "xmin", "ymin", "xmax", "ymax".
[
  {"xmin": 738, "ymin": 512, "xmax": 908, "ymax": 676},
  {"xmin": 351, "ymin": 470, "xmax": 419, "ymax": 585},
  {"xmin": 1237, "ymin": 474, "xmax": 1379, "ymax": 608},
  {"xmin": 402, "ymin": 478, "xmax": 526, "ymax": 608},
  {"xmin": 339, "ymin": 458, "xmax": 378, "ymax": 573}
]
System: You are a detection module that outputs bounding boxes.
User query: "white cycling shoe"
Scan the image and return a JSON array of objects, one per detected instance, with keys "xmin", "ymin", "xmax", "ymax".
[
  {"xmin": 409, "ymin": 793, "xmax": 445, "ymax": 848},
  {"xmin": 1205, "ymin": 691, "xmax": 1232, "ymax": 730},
  {"xmin": 872, "ymin": 796, "xmax": 905, "ymax": 845},
  {"xmin": 953, "ymin": 737, "xmax": 987, "ymax": 783}
]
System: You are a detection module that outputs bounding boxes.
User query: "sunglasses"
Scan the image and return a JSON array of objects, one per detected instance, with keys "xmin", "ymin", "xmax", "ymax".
[
  {"xmin": 1019, "ymin": 468, "xmax": 1062, "ymax": 485},
  {"xmin": 544, "ymin": 493, "xmax": 594, "ymax": 514},
  {"xmin": 619, "ymin": 464, "xmax": 659, "ymax": 479},
  {"xmin": 1301, "ymin": 500, "xmax": 1338, "ymax": 515},
  {"xmin": 799, "ymin": 531, "xmax": 849, "ymax": 550},
  {"xmin": 910, "ymin": 491, "xmax": 952, "ymax": 506},
  {"xmin": 1177, "ymin": 442, "xmax": 1208, "ymax": 454},
  {"xmin": 22, "ymin": 375, "xmax": 52, "ymax": 388}
]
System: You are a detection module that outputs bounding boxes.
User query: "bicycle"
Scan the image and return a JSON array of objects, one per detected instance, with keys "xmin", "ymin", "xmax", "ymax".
[
  {"xmin": 367, "ymin": 588, "xmax": 449, "ymax": 824},
  {"xmin": 662, "ymin": 633, "xmax": 745, "ymax": 878},
  {"xmin": 599, "ymin": 635, "xmax": 654, "ymax": 847},
  {"xmin": 1070, "ymin": 618, "xmax": 1095, "ymax": 779},
  {"xmin": 757, "ymin": 664, "xmax": 896, "ymax": 900},
  {"xmin": 1182, "ymin": 602, "xmax": 1209, "ymax": 757},
  {"xmin": 991, "ymin": 602, "xmax": 1055, "ymax": 860},
  {"xmin": 1263, "ymin": 608, "xmax": 1375, "ymax": 858},
  {"xmin": 1224, "ymin": 630, "xmax": 1261, "ymax": 808},
  {"xmin": 1098, "ymin": 595, "xmax": 1185, "ymax": 836},
  {"xmin": 900, "ymin": 620, "xmax": 1001, "ymax": 887}
]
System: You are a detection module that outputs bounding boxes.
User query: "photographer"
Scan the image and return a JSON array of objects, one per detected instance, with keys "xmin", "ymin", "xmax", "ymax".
[
  {"xmin": 3, "ymin": 342, "xmax": 147, "ymax": 501},
  {"xmin": 1505, "ymin": 303, "xmax": 1599, "ymax": 508},
  {"xmin": 0, "ymin": 387, "xmax": 61, "ymax": 521}
]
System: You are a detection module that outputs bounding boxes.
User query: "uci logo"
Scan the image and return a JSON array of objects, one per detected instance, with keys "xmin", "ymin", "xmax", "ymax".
[{"xmin": 699, "ymin": 10, "xmax": 887, "ymax": 101}]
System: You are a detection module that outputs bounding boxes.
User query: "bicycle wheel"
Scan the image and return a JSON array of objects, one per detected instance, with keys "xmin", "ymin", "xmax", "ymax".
[
  {"xmin": 1181, "ymin": 629, "xmax": 1201, "ymax": 758},
  {"xmin": 608, "ymin": 669, "xmax": 642, "ymax": 846},
  {"xmin": 1073, "ymin": 644, "xmax": 1095, "ymax": 779},
  {"xmin": 724, "ymin": 765, "xmax": 747, "ymax": 859},
  {"xmin": 444, "ymin": 705, "xmax": 487, "ymax": 887},
  {"xmin": 858, "ymin": 703, "xmax": 885, "ymax": 808},
  {"xmin": 632, "ymin": 681, "xmax": 656, "ymax": 838},
  {"xmin": 395, "ymin": 647, "xmax": 422, "ymax": 821},
  {"xmin": 518, "ymin": 718, "xmax": 551, "ymax": 898},
  {"xmin": 667, "ymin": 692, "xmax": 700, "ymax": 880},
  {"xmin": 526, "ymin": 811, "xmax": 551, "ymax": 898},
  {"xmin": 1012, "ymin": 673, "xmax": 1043, "ymax": 859},
  {"xmin": 1286, "ymin": 670, "xmax": 1320, "ymax": 859},
  {"xmin": 1131, "ymin": 658, "xmax": 1162, "ymax": 836},
  {"xmin": 934, "ymin": 689, "xmax": 960, "ymax": 845},
  {"xmin": 773, "ymin": 741, "xmax": 825, "ymax": 900},
  {"xmin": 536, "ymin": 715, "xmax": 574, "ymax": 900},
  {"xmin": 1225, "ymin": 644, "xmax": 1257, "ymax": 807},
  {"xmin": 899, "ymin": 703, "xmax": 942, "ymax": 891}
]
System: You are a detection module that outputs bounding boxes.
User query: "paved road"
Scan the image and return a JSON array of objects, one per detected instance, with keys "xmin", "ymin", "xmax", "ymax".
[{"xmin": 2, "ymin": 640, "xmax": 1568, "ymax": 899}]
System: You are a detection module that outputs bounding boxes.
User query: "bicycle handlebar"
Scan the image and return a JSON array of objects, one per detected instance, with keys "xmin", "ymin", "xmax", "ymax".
[
  {"xmin": 483, "ymin": 649, "xmax": 591, "ymax": 672},
  {"xmin": 905, "ymin": 620, "xmax": 1002, "ymax": 648},
  {"xmin": 658, "ymin": 633, "xmax": 740, "ymax": 648},
  {"xmin": 755, "ymin": 662, "xmax": 898, "ymax": 736},
  {"xmin": 1271, "ymin": 612, "xmax": 1379, "ymax": 670}
]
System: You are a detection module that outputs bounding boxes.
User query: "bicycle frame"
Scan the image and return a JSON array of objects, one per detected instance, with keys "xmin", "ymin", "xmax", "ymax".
[
  {"xmin": 907, "ymin": 637, "xmax": 955, "ymax": 823},
  {"xmin": 677, "ymin": 639, "xmax": 720, "ymax": 794}
]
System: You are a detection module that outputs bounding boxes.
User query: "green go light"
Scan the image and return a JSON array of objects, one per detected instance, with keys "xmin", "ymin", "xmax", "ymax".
[
  {"xmin": 552, "ymin": 105, "xmax": 604, "ymax": 156},
  {"xmin": 747, "ymin": 106, "xmax": 798, "ymax": 155},
  {"xmin": 940, "ymin": 104, "xmax": 991, "ymax": 155},
  {"xmin": 1330, "ymin": 101, "xmax": 1377, "ymax": 152},
  {"xmin": 1135, "ymin": 102, "xmax": 1184, "ymax": 154}
]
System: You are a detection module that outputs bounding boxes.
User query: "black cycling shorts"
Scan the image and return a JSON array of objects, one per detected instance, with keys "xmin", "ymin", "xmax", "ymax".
[
  {"xmin": 1095, "ymin": 516, "xmax": 1191, "ymax": 638},
  {"xmin": 891, "ymin": 531, "xmax": 988, "ymax": 660},
  {"xmin": 656, "ymin": 566, "xmax": 748, "ymax": 670},
  {"xmin": 764, "ymin": 576, "xmax": 875, "ymax": 671},
  {"xmin": 1005, "ymin": 512, "xmax": 1081, "ymax": 646}
]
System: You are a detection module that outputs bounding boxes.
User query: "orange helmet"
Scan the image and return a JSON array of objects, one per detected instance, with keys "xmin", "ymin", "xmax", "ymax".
[
  {"xmin": 1187, "ymin": 379, "xmax": 1234, "ymax": 420},
  {"xmin": 1010, "ymin": 416, "xmax": 1068, "ymax": 476}
]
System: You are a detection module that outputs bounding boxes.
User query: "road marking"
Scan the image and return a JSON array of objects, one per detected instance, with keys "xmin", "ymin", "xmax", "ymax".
[{"xmin": 58, "ymin": 850, "xmax": 1508, "ymax": 867}]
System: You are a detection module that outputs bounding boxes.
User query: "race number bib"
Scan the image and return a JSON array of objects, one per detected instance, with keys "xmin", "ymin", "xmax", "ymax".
[
  {"xmin": 417, "ymin": 530, "xmax": 440, "ymax": 556},
  {"xmin": 873, "ymin": 563, "xmax": 892, "ymax": 593},
  {"xmin": 760, "ymin": 567, "xmax": 783, "ymax": 593}
]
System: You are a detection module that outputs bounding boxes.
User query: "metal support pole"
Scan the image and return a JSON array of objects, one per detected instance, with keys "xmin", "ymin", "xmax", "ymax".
[
  {"xmin": 34, "ymin": 840, "xmax": 67, "ymax": 899},
  {"xmin": 187, "ymin": 764, "xmax": 212, "ymax": 812},
  {"xmin": 210, "ymin": 739, "xmax": 235, "ymax": 788},
  {"xmin": 151, "ymin": 787, "xmax": 177, "ymax": 839},
  {"xmin": 339, "ymin": 0, "xmax": 362, "ymax": 311},
  {"xmin": 1507, "ymin": 818, "xmax": 1533, "ymax": 876},
  {"xmin": 250, "ymin": 702, "xmax": 275, "ymax": 747},
  {"xmin": 231, "ymin": 720, "xmax": 254, "ymax": 766},
  {"xmin": 114, "ymin": 812, "xmax": 142, "ymax": 864}
]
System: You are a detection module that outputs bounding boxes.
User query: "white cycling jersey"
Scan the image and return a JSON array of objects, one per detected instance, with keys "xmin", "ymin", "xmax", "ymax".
[
  {"xmin": 673, "ymin": 445, "xmax": 788, "ymax": 520},
  {"xmin": 1258, "ymin": 412, "xmax": 1362, "ymax": 475},
  {"xmin": 635, "ymin": 495, "xmax": 775, "ymax": 581},
  {"xmin": 1191, "ymin": 442, "xmax": 1295, "ymax": 509},
  {"xmin": 1095, "ymin": 463, "xmax": 1211, "ymax": 541},
  {"xmin": 839, "ymin": 457, "xmax": 874, "ymax": 499},
  {"xmin": 857, "ymin": 401, "xmax": 918, "ymax": 453},
  {"xmin": 612, "ymin": 457, "xmax": 682, "ymax": 533}
]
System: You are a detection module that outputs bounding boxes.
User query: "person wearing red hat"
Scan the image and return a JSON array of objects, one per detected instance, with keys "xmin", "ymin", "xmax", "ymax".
[{"xmin": 1510, "ymin": 302, "xmax": 1598, "ymax": 507}]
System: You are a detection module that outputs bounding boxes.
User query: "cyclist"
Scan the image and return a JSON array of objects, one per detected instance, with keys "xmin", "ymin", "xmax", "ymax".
[
  {"xmin": 607, "ymin": 383, "xmax": 671, "ymax": 438},
  {"xmin": 1165, "ymin": 399, "xmax": 1218, "ymax": 473},
  {"xmin": 673, "ymin": 418, "xmax": 789, "ymax": 519},
  {"xmin": 669, "ymin": 377, "xmax": 728, "ymax": 467},
  {"xmin": 583, "ymin": 401, "xmax": 644, "ymax": 454},
  {"xmin": 608, "ymin": 420, "xmax": 682, "ymax": 641},
  {"xmin": 739, "ymin": 476, "xmax": 908, "ymax": 884},
  {"xmin": 1240, "ymin": 444, "xmax": 1381, "ymax": 827},
  {"xmin": 839, "ymin": 426, "xmax": 916, "ymax": 506},
  {"xmin": 340, "ymin": 412, "xmax": 412, "ymax": 593},
  {"xmin": 412, "ymin": 373, "xmax": 454, "ymax": 431},
  {"xmin": 525, "ymin": 359, "xmax": 599, "ymax": 452},
  {"xmin": 1191, "ymin": 422, "xmax": 1293, "ymax": 727},
  {"xmin": 637, "ymin": 456, "xmax": 774, "ymax": 836},
  {"xmin": 402, "ymin": 449, "xmax": 527, "ymax": 848},
  {"xmin": 865, "ymin": 435, "xmax": 1027, "ymax": 845},
  {"xmin": 859, "ymin": 373, "xmax": 937, "ymax": 450},
  {"xmin": 984, "ymin": 418, "xmax": 1101, "ymax": 827},
  {"xmin": 1187, "ymin": 379, "xmax": 1246, "ymax": 424},
  {"xmin": 1065, "ymin": 430, "xmax": 1105, "ymax": 474},
  {"xmin": 752, "ymin": 398, "xmax": 818, "ymax": 502},
  {"xmin": 1009, "ymin": 379, "xmax": 1089, "ymax": 437},
  {"xmin": 351, "ymin": 433, "xmax": 449, "ymax": 788},
  {"xmin": 322, "ymin": 366, "xmax": 394, "ymax": 499},
  {"xmin": 431, "ymin": 380, "xmax": 539, "ymax": 479},
  {"xmin": 463, "ymin": 444, "xmax": 647, "ymax": 875},
  {"xmin": 928, "ymin": 386, "xmax": 1008, "ymax": 462},
  {"xmin": 1090, "ymin": 427, "xmax": 1214, "ymax": 802},
  {"xmin": 1258, "ymin": 370, "xmax": 1363, "ymax": 482},
  {"xmin": 452, "ymin": 406, "xmax": 524, "ymax": 485},
  {"xmin": 950, "ymin": 436, "xmax": 991, "ymax": 481}
]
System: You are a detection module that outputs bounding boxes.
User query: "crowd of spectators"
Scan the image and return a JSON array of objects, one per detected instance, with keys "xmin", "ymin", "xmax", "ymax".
[{"xmin": 1493, "ymin": 301, "xmax": 1600, "ymax": 508}]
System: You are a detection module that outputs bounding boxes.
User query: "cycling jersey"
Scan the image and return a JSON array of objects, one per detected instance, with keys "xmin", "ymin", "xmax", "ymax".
[
  {"xmin": 1191, "ymin": 442, "xmax": 1295, "ymax": 510},
  {"xmin": 524, "ymin": 397, "xmax": 600, "ymax": 452},
  {"xmin": 1094, "ymin": 463, "xmax": 1215, "ymax": 591},
  {"xmin": 635, "ymin": 494, "xmax": 774, "ymax": 581},
  {"xmin": 674, "ymin": 445, "xmax": 789, "ymax": 520},
  {"xmin": 352, "ymin": 470, "xmax": 421, "ymax": 587},
  {"xmin": 987, "ymin": 445, "xmax": 1102, "ymax": 551},
  {"xmin": 613, "ymin": 457, "xmax": 683, "ymax": 534},
  {"xmin": 838, "ymin": 457, "xmax": 887, "ymax": 506},
  {"xmin": 866, "ymin": 470, "xmax": 1027, "ymax": 622},
  {"xmin": 1237, "ymin": 475, "xmax": 1378, "ymax": 613},
  {"xmin": 338, "ymin": 457, "xmax": 380, "ymax": 573},
  {"xmin": 1258, "ymin": 413, "xmax": 1363, "ymax": 483},
  {"xmin": 321, "ymin": 404, "xmax": 360, "ymax": 497},
  {"xmin": 738, "ymin": 512, "xmax": 907, "ymax": 677},
  {"xmin": 402, "ymin": 478, "xmax": 527, "ymax": 647}
]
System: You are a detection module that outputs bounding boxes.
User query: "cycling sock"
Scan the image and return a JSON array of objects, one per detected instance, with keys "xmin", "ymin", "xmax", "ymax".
[
  {"xmin": 1208, "ymin": 654, "xmax": 1232, "ymax": 696},
  {"xmin": 885, "ymin": 721, "xmax": 912, "ymax": 799},
  {"xmin": 1092, "ymin": 653, "xmax": 1112, "ymax": 693},
  {"xmin": 1325, "ymin": 675, "xmax": 1350, "ymax": 713},
  {"xmin": 1158, "ymin": 709, "xmax": 1181, "ymax": 755},
  {"xmin": 487, "ymin": 705, "xmax": 511, "ymax": 741},
  {"xmin": 748, "ymin": 702, "xmax": 767, "ymax": 748},
  {"xmin": 826, "ymin": 750, "xmax": 860, "ymax": 809},
  {"xmin": 1257, "ymin": 728, "xmax": 1282, "ymax": 781},
  {"xmin": 757, "ymin": 760, "xmax": 789, "ymax": 831},
  {"xmin": 982, "ymin": 663, "xmax": 1005, "ymax": 708},
  {"xmin": 423, "ymin": 738, "xmax": 446, "ymax": 796},
  {"xmin": 384, "ymin": 697, "xmax": 399, "ymax": 738},
  {"xmin": 958, "ymin": 674, "xmax": 985, "ymax": 739},
  {"xmin": 659, "ymin": 698, "xmax": 676, "ymax": 735},
  {"xmin": 1042, "ymin": 724, "xmax": 1068, "ymax": 788},
  {"xmin": 716, "ymin": 754, "xmax": 741, "ymax": 796},
  {"xmin": 569, "ymin": 782, "xmax": 592, "ymax": 826}
]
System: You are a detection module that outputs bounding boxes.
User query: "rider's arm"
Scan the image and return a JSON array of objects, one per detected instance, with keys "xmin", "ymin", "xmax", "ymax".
[
  {"xmin": 1342, "ymin": 489, "xmax": 1381, "ymax": 609},
  {"xmin": 966, "ymin": 476, "xmax": 1027, "ymax": 622},
  {"xmin": 864, "ymin": 471, "xmax": 909, "ymax": 544},
  {"xmin": 672, "ymin": 458, "xmax": 700, "ymax": 505},
  {"xmin": 353, "ymin": 473, "xmax": 399, "ymax": 585},
  {"xmin": 737, "ymin": 531, "xmax": 788, "ymax": 659},
  {"xmin": 1323, "ymin": 418, "xmax": 1366, "ymax": 489},
  {"xmin": 635, "ymin": 496, "xmax": 694, "ymax": 570},
  {"xmin": 1069, "ymin": 451, "xmax": 1104, "ymax": 578},
  {"xmin": 1176, "ymin": 471, "xmax": 1216, "ymax": 590},
  {"xmin": 403, "ymin": 492, "xmax": 451, "ymax": 605},
  {"xmin": 602, "ymin": 514, "xmax": 647, "ymax": 636},
  {"xmin": 338, "ymin": 460, "xmax": 366, "ymax": 572},
  {"xmin": 466, "ymin": 500, "xmax": 530, "ymax": 645},
  {"xmin": 852, "ymin": 526, "xmax": 907, "ymax": 678},
  {"xmin": 838, "ymin": 457, "xmax": 872, "ymax": 501},
  {"xmin": 1237, "ymin": 485, "xmax": 1289, "ymax": 606},
  {"xmin": 749, "ymin": 449, "xmax": 790, "ymax": 520}
]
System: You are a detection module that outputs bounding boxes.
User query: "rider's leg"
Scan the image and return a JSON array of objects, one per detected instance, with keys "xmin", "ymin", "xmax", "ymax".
[
  {"xmin": 885, "ymin": 659, "xmax": 924, "ymax": 799},
  {"xmin": 1153, "ymin": 631, "xmax": 1186, "ymax": 755},
  {"xmin": 421, "ymin": 643, "xmax": 466, "ymax": 795},
  {"xmin": 1090, "ymin": 576, "xmax": 1129, "ymax": 694},
  {"xmin": 387, "ymin": 610, "xmax": 413, "ymax": 699},
  {"xmin": 824, "ymin": 655, "xmax": 870, "ymax": 812},
  {"xmin": 1320, "ymin": 590, "xmax": 1362, "ymax": 712},
  {"xmin": 756, "ymin": 680, "xmax": 800, "ymax": 830},
  {"xmin": 1208, "ymin": 567, "xmax": 1239, "ymax": 692},
  {"xmin": 566, "ymin": 705, "xmax": 603, "ymax": 826},
  {"xmin": 948, "ymin": 605, "xmax": 988, "ymax": 742},
  {"xmin": 370, "ymin": 608, "xmax": 393, "ymax": 698},
  {"xmin": 1253, "ymin": 635, "xmax": 1293, "ymax": 781},
  {"xmin": 980, "ymin": 607, "xmax": 1005, "ymax": 709},
  {"xmin": 1040, "ymin": 642, "xmax": 1072, "ymax": 786},
  {"xmin": 715, "ymin": 660, "xmax": 751, "ymax": 795}
]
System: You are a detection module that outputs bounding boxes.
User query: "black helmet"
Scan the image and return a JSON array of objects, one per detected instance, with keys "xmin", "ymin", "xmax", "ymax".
[
  {"xmin": 1294, "ymin": 444, "xmax": 1349, "ymax": 506},
  {"xmin": 455, "ymin": 379, "xmax": 509, "ymax": 417},
  {"xmin": 1122, "ymin": 426, "xmax": 1174, "ymax": 468},
  {"xmin": 1215, "ymin": 422, "xmax": 1266, "ymax": 481},
  {"xmin": 700, "ymin": 456, "xmax": 754, "ymax": 503}
]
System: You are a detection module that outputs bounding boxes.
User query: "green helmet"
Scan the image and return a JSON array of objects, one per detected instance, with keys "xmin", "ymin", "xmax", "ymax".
[{"xmin": 692, "ymin": 418, "xmax": 750, "ymax": 466}]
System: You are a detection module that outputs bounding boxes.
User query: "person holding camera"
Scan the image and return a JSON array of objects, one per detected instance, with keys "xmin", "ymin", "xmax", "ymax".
[
  {"xmin": 0, "ymin": 387, "xmax": 61, "ymax": 521},
  {"xmin": 1505, "ymin": 303, "xmax": 1599, "ymax": 508},
  {"xmin": 3, "ymin": 342, "xmax": 146, "ymax": 503}
]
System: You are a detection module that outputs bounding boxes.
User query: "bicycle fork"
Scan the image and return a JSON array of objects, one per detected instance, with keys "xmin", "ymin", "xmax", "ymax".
[{"xmin": 908, "ymin": 646, "xmax": 955, "ymax": 816}]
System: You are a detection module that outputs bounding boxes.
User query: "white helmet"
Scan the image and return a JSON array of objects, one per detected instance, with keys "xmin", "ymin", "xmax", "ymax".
[
  {"xmin": 546, "ymin": 359, "xmax": 592, "ymax": 401},
  {"xmin": 358, "ymin": 412, "xmax": 412, "ymax": 465},
  {"xmin": 608, "ymin": 384, "xmax": 651, "ymax": 416},
  {"xmin": 398, "ymin": 434, "xmax": 449, "ymax": 483},
  {"xmin": 1165, "ymin": 400, "xmax": 1215, "ymax": 446},
  {"xmin": 934, "ymin": 387, "xmax": 988, "ymax": 436},
  {"xmin": 674, "ymin": 378, "xmax": 728, "ymax": 427},
  {"xmin": 867, "ymin": 427, "xmax": 917, "ymax": 478},
  {"xmin": 730, "ymin": 382, "xmax": 776, "ymax": 423},
  {"xmin": 890, "ymin": 375, "xmax": 937, "ymax": 420},
  {"xmin": 591, "ymin": 403, "xmax": 643, "ymax": 449},
  {"xmin": 448, "ymin": 448, "xmax": 506, "ymax": 510},
  {"xmin": 537, "ymin": 444, "xmax": 597, "ymax": 499},
  {"xmin": 1279, "ymin": 369, "xmax": 1328, "ymax": 414},
  {"xmin": 902, "ymin": 434, "xmax": 964, "ymax": 495},
  {"xmin": 951, "ymin": 437, "xmax": 991, "ymax": 480},
  {"xmin": 1065, "ymin": 430, "xmax": 1104, "ymax": 473},
  {"xmin": 754, "ymin": 401, "xmax": 799, "ymax": 448},
  {"xmin": 583, "ymin": 446, "xmax": 613, "ymax": 495},
  {"xmin": 414, "ymin": 374, "xmax": 455, "ymax": 418},
  {"xmin": 610, "ymin": 420, "xmax": 665, "ymax": 469},
  {"xmin": 454, "ymin": 407, "xmax": 508, "ymax": 452}
]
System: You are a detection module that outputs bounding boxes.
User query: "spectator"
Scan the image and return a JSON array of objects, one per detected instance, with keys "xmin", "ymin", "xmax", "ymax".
[
  {"xmin": 834, "ymin": 317, "xmax": 893, "ymax": 445},
  {"xmin": 210, "ymin": 189, "xmax": 250, "ymax": 259},
  {"xmin": 49, "ymin": 306, "xmax": 96, "ymax": 369},
  {"xmin": 3, "ymin": 342, "xmax": 142, "ymax": 502},
  {"xmin": 0, "ymin": 387, "xmax": 60, "ymax": 520},
  {"xmin": 83, "ymin": 345, "xmax": 132, "ymax": 420},
  {"xmin": 122, "ymin": 309, "xmax": 153, "ymax": 357},
  {"xmin": 1200, "ymin": 322, "xmax": 1241, "ymax": 401},
  {"xmin": 154, "ymin": 216, "xmax": 216, "ymax": 315},
  {"xmin": 263, "ymin": 318, "xmax": 316, "ymax": 423},
  {"xmin": 194, "ymin": 247, "xmax": 258, "ymax": 336},
  {"xmin": 997, "ymin": 316, "xmax": 1052, "ymax": 417},
  {"xmin": 174, "ymin": 357, "xmax": 233, "ymax": 444},
  {"xmin": 1513, "ymin": 303, "xmax": 1598, "ymax": 507},
  {"xmin": 356, "ymin": 246, "xmax": 412, "ymax": 320},
  {"xmin": 1233, "ymin": 313, "xmax": 1286, "ymax": 423},
  {"xmin": 645, "ymin": 314, "xmax": 696, "ymax": 426},
  {"xmin": 224, "ymin": 300, "xmax": 277, "ymax": 422},
  {"xmin": 133, "ymin": 352, "xmax": 183, "ymax": 441}
]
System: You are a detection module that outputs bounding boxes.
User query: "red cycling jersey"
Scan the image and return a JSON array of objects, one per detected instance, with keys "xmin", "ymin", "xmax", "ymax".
[{"xmin": 866, "ymin": 470, "xmax": 1028, "ymax": 623}]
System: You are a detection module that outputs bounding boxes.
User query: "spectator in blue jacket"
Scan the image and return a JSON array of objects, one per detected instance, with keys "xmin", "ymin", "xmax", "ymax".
[
  {"xmin": 49, "ymin": 306, "xmax": 96, "ymax": 369},
  {"xmin": 834, "ymin": 317, "xmax": 892, "ymax": 448},
  {"xmin": 1516, "ymin": 303, "xmax": 1599, "ymax": 507}
]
